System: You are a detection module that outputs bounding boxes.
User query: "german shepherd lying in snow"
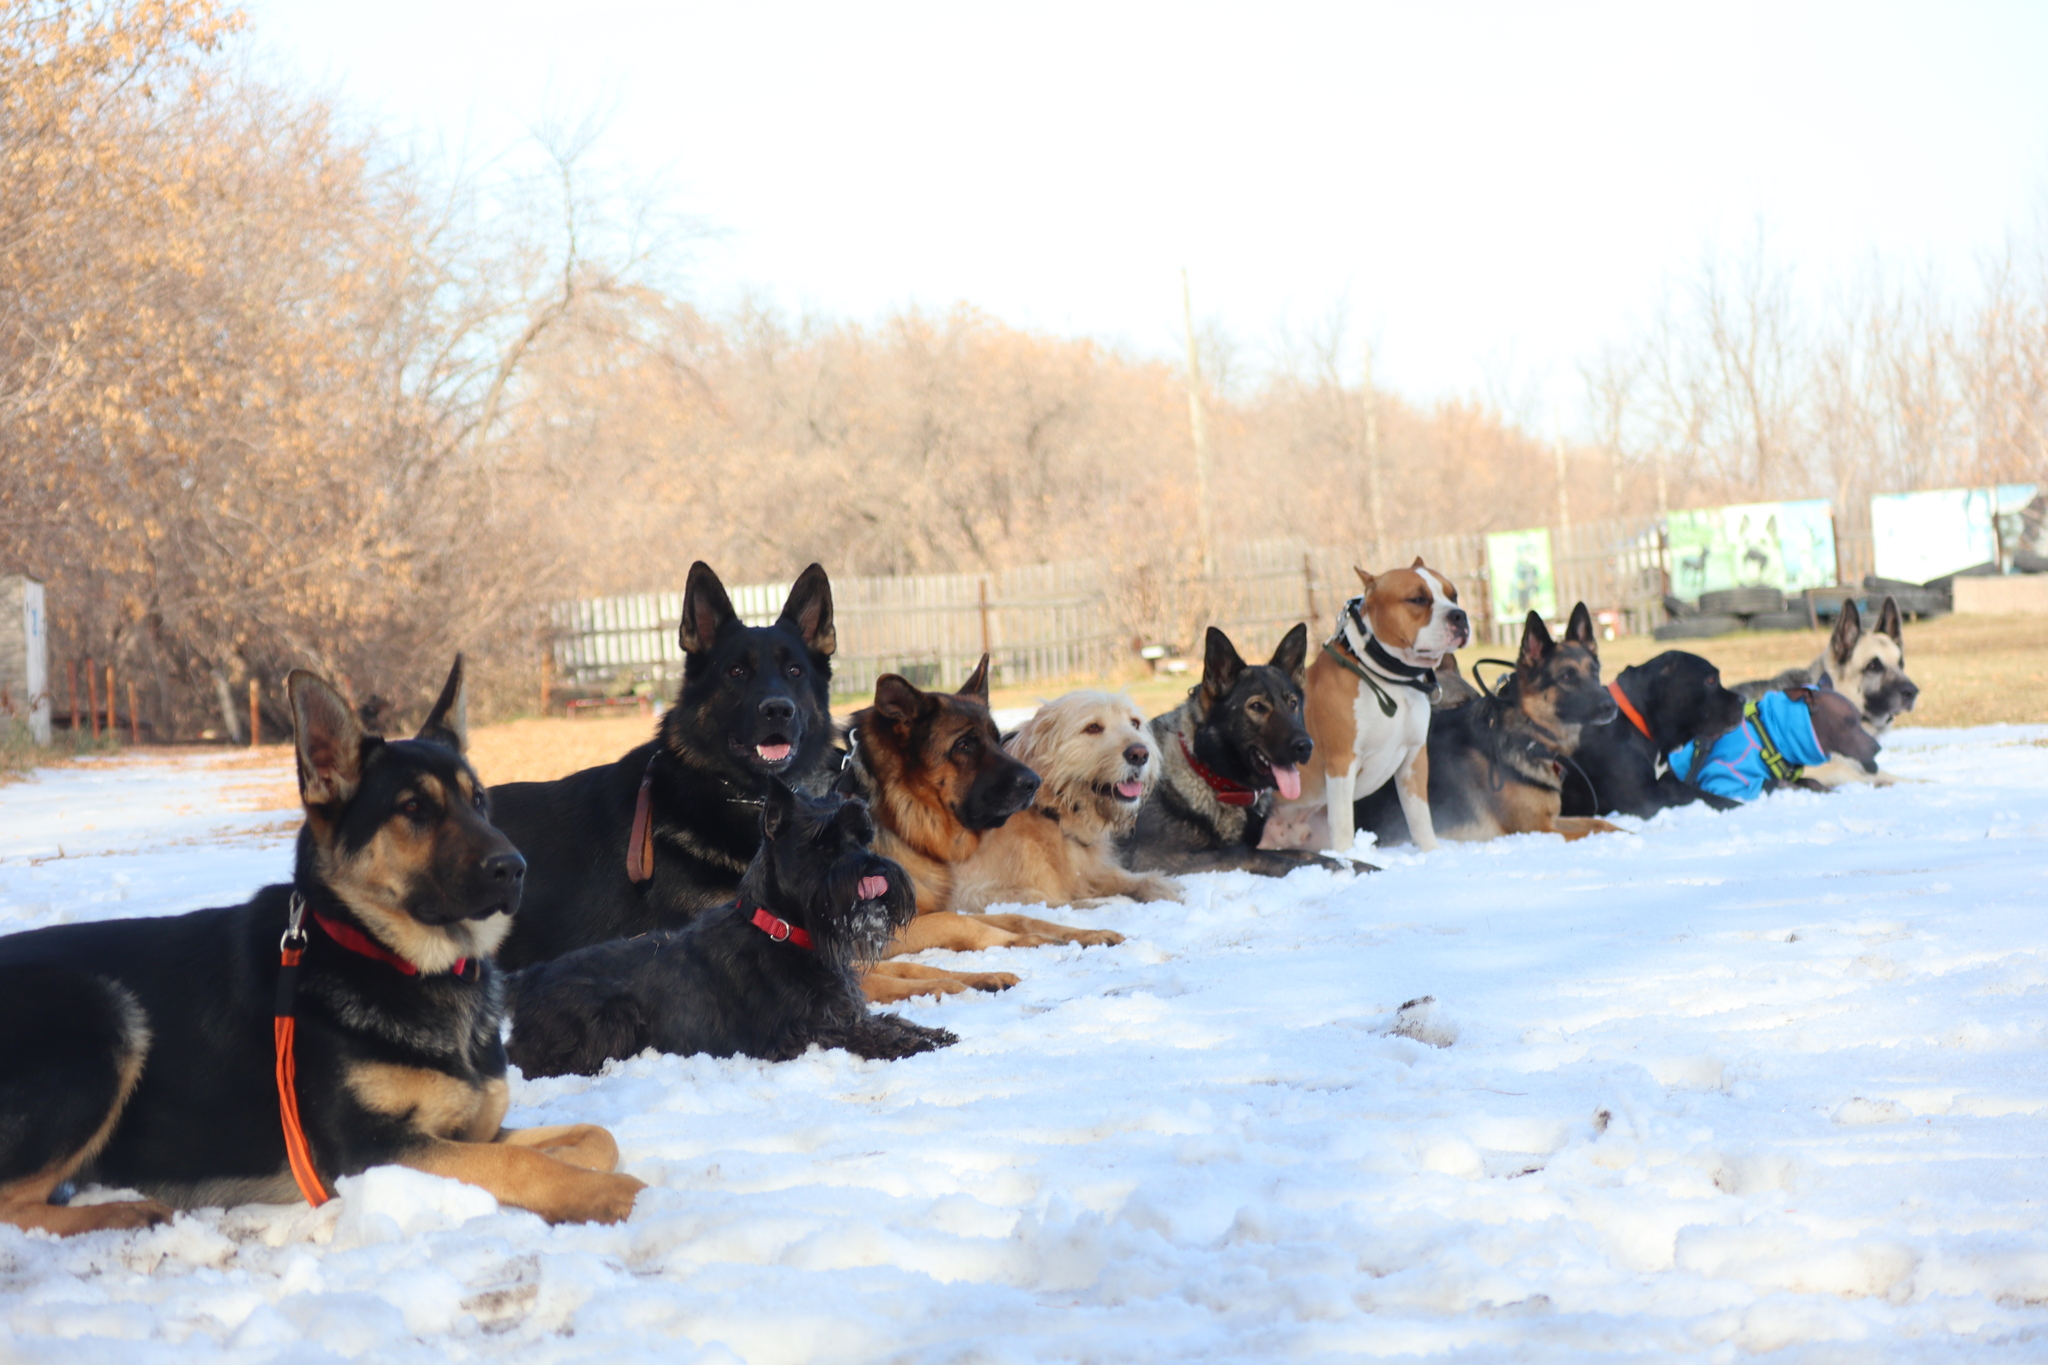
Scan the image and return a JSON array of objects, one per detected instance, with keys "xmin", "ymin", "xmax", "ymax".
[
  {"xmin": 1356, "ymin": 606, "xmax": 1622, "ymax": 844},
  {"xmin": 1122, "ymin": 624, "xmax": 1356, "ymax": 877},
  {"xmin": 505, "ymin": 783, "xmax": 954, "ymax": 1077},
  {"xmin": 0, "ymin": 660, "xmax": 642, "ymax": 1235},
  {"xmin": 950, "ymin": 690, "xmax": 1181, "ymax": 912},
  {"xmin": 492, "ymin": 562, "xmax": 839, "ymax": 969},
  {"xmin": 841, "ymin": 659, "xmax": 1126, "ymax": 1004},
  {"xmin": 1734, "ymin": 595, "xmax": 1916, "ymax": 788}
]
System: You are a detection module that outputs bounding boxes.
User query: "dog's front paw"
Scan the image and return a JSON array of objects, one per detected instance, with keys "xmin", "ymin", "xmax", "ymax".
[
  {"xmin": 551, "ymin": 1171, "xmax": 645, "ymax": 1226},
  {"xmin": 1132, "ymin": 874, "xmax": 1184, "ymax": 903},
  {"xmin": 960, "ymin": 970, "xmax": 1019, "ymax": 992},
  {"xmin": 1065, "ymin": 928, "xmax": 1125, "ymax": 947}
]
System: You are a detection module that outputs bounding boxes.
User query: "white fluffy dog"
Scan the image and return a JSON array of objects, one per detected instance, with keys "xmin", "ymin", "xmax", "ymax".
[{"xmin": 951, "ymin": 690, "xmax": 1182, "ymax": 912}]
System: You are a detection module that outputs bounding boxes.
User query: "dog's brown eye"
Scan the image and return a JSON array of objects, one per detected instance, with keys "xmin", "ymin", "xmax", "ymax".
[
  {"xmin": 400, "ymin": 797, "xmax": 423, "ymax": 817},
  {"xmin": 1083, "ymin": 722, "xmax": 1104, "ymax": 735},
  {"xmin": 786, "ymin": 665, "xmax": 803, "ymax": 680},
  {"xmin": 728, "ymin": 664, "xmax": 749, "ymax": 679}
]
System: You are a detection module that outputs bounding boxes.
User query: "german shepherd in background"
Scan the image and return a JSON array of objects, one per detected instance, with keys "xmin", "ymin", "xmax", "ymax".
[
  {"xmin": 1734, "ymin": 596, "xmax": 1916, "ymax": 788},
  {"xmin": 1356, "ymin": 606, "xmax": 1622, "ymax": 844},
  {"xmin": 492, "ymin": 562, "xmax": 838, "ymax": 968},
  {"xmin": 1122, "ymin": 624, "xmax": 1355, "ymax": 877},
  {"xmin": 842, "ymin": 658, "xmax": 1125, "ymax": 1004},
  {"xmin": 0, "ymin": 660, "xmax": 642, "ymax": 1234}
]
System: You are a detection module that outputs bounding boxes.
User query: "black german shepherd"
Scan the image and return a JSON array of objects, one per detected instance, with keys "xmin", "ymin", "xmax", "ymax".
[
  {"xmin": 505, "ymin": 783, "xmax": 954, "ymax": 1077},
  {"xmin": 1357, "ymin": 607, "xmax": 1622, "ymax": 844},
  {"xmin": 1560, "ymin": 651, "xmax": 1746, "ymax": 819},
  {"xmin": 493, "ymin": 562, "xmax": 838, "ymax": 969},
  {"xmin": 1122, "ymin": 624, "xmax": 1356, "ymax": 876},
  {"xmin": 0, "ymin": 660, "xmax": 643, "ymax": 1235}
]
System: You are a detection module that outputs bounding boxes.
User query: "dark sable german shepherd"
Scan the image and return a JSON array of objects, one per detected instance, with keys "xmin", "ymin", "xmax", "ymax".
[
  {"xmin": 1357, "ymin": 606, "xmax": 1623, "ymax": 844},
  {"xmin": 505, "ymin": 783, "xmax": 954, "ymax": 1077},
  {"xmin": 492, "ymin": 562, "xmax": 838, "ymax": 969},
  {"xmin": 1560, "ymin": 651, "xmax": 1747, "ymax": 819},
  {"xmin": 841, "ymin": 657, "xmax": 1125, "ymax": 1004},
  {"xmin": 1121, "ymin": 624, "xmax": 1355, "ymax": 877},
  {"xmin": 0, "ymin": 660, "xmax": 642, "ymax": 1235}
]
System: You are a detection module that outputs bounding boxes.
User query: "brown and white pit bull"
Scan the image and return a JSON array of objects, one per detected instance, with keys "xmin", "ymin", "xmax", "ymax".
[{"xmin": 1281, "ymin": 560, "xmax": 1470, "ymax": 853}]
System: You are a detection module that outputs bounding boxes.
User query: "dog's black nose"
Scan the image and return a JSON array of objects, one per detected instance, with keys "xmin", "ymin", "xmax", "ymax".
[
  {"xmin": 758, "ymin": 697, "xmax": 795, "ymax": 723},
  {"xmin": 1447, "ymin": 607, "xmax": 1469, "ymax": 632},
  {"xmin": 1123, "ymin": 743, "xmax": 1149, "ymax": 767},
  {"xmin": 483, "ymin": 852, "xmax": 526, "ymax": 884},
  {"xmin": 1288, "ymin": 735, "xmax": 1314, "ymax": 763}
]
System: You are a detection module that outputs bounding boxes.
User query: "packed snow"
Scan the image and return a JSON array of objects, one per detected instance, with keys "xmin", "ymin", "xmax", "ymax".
[{"xmin": 5, "ymin": 728, "xmax": 2048, "ymax": 1362}]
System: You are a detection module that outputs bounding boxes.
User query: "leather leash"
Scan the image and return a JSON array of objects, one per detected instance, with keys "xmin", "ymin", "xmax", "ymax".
[{"xmin": 627, "ymin": 753, "xmax": 657, "ymax": 883}]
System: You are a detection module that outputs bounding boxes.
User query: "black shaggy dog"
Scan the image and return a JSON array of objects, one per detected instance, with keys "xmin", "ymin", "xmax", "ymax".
[
  {"xmin": 1560, "ymin": 650, "xmax": 1747, "ymax": 819},
  {"xmin": 493, "ymin": 562, "xmax": 839, "ymax": 969},
  {"xmin": 505, "ymin": 783, "xmax": 955, "ymax": 1077},
  {"xmin": 1121, "ymin": 624, "xmax": 1358, "ymax": 877}
]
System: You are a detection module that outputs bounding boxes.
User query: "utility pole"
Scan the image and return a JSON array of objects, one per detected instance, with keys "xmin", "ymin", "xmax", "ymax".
[
  {"xmin": 1180, "ymin": 269, "xmax": 1215, "ymax": 576},
  {"xmin": 1362, "ymin": 343, "xmax": 1385, "ymax": 564}
]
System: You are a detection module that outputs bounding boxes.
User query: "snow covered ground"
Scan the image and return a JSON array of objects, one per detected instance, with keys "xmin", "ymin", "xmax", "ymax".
[{"xmin": 5, "ymin": 728, "xmax": 2048, "ymax": 1362}]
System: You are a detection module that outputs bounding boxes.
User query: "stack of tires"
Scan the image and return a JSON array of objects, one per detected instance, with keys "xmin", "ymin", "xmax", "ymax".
[{"xmin": 1654, "ymin": 587, "xmax": 1810, "ymax": 640}]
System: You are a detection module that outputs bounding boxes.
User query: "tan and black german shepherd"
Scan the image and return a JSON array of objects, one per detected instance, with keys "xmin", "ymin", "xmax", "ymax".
[
  {"xmin": 1356, "ymin": 606, "xmax": 1623, "ymax": 844},
  {"xmin": 1734, "ymin": 595, "xmax": 1917, "ymax": 788},
  {"xmin": 0, "ymin": 659, "xmax": 642, "ymax": 1235},
  {"xmin": 841, "ymin": 657, "xmax": 1125, "ymax": 1004}
]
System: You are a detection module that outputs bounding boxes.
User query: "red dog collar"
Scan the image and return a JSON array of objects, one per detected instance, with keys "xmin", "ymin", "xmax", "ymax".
[
  {"xmin": 749, "ymin": 905, "xmax": 815, "ymax": 950},
  {"xmin": 312, "ymin": 910, "xmax": 471, "ymax": 979},
  {"xmin": 1177, "ymin": 733, "xmax": 1258, "ymax": 807},
  {"xmin": 1607, "ymin": 680, "xmax": 1653, "ymax": 742}
]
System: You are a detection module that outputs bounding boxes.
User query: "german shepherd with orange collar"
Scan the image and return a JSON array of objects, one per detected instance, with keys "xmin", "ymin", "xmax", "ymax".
[
  {"xmin": 0, "ymin": 660, "xmax": 642, "ymax": 1235},
  {"xmin": 840, "ymin": 657, "xmax": 1126, "ymax": 1004},
  {"xmin": 1355, "ymin": 606, "xmax": 1623, "ymax": 844}
]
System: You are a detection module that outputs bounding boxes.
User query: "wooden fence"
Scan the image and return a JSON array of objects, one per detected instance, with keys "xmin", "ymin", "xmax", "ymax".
[{"xmin": 544, "ymin": 514, "xmax": 1690, "ymax": 701}]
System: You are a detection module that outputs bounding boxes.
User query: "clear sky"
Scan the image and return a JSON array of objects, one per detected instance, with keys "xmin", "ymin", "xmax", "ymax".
[{"xmin": 245, "ymin": 1, "xmax": 2048, "ymax": 428}]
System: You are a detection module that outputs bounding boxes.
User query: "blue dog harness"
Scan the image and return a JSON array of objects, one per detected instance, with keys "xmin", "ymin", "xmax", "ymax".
[{"xmin": 1667, "ymin": 690, "xmax": 1829, "ymax": 803}]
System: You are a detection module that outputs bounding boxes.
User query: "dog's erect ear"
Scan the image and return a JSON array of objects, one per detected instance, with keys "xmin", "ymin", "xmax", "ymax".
[
  {"xmin": 1411, "ymin": 555, "xmax": 1427, "ymax": 570},
  {"xmin": 958, "ymin": 654, "xmax": 992, "ymax": 704},
  {"xmin": 415, "ymin": 655, "xmax": 467, "ymax": 754},
  {"xmin": 778, "ymin": 563, "xmax": 837, "ymax": 657},
  {"xmin": 679, "ymin": 561, "xmax": 739, "ymax": 655},
  {"xmin": 1828, "ymin": 598, "xmax": 1862, "ymax": 668},
  {"xmin": 1353, "ymin": 565, "xmax": 1376, "ymax": 592},
  {"xmin": 832, "ymin": 794, "xmax": 874, "ymax": 844},
  {"xmin": 1816, "ymin": 670, "xmax": 1835, "ymax": 690},
  {"xmin": 872, "ymin": 674, "xmax": 932, "ymax": 725},
  {"xmin": 1564, "ymin": 602, "xmax": 1597, "ymax": 651},
  {"xmin": 1269, "ymin": 623, "xmax": 1309, "ymax": 684},
  {"xmin": 290, "ymin": 670, "xmax": 369, "ymax": 808},
  {"xmin": 760, "ymin": 779, "xmax": 797, "ymax": 841},
  {"xmin": 1199, "ymin": 627, "xmax": 1246, "ymax": 709},
  {"xmin": 1517, "ymin": 612, "xmax": 1554, "ymax": 672},
  {"xmin": 1874, "ymin": 594, "xmax": 1903, "ymax": 645}
]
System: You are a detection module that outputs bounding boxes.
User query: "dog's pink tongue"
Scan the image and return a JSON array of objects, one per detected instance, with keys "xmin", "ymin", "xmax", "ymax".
[
  {"xmin": 1272, "ymin": 764, "xmax": 1302, "ymax": 800},
  {"xmin": 1116, "ymin": 780, "xmax": 1144, "ymax": 799},
  {"xmin": 857, "ymin": 875, "xmax": 889, "ymax": 900},
  {"xmin": 756, "ymin": 742, "xmax": 791, "ymax": 762}
]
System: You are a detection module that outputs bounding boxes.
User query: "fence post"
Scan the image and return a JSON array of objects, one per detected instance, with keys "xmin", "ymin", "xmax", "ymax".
[
  {"xmin": 128, "ymin": 681, "xmax": 140, "ymax": 746},
  {"xmin": 69, "ymin": 658, "xmax": 78, "ymax": 734},
  {"xmin": 978, "ymin": 578, "xmax": 992, "ymax": 659},
  {"xmin": 248, "ymin": 678, "xmax": 259, "ymax": 749},
  {"xmin": 105, "ymin": 664, "xmax": 115, "ymax": 746},
  {"xmin": 1302, "ymin": 552, "xmax": 1318, "ymax": 623},
  {"xmin": 1830, "ymin": 512, "xmax": 1846, "ymax": 588},
  {"xmin": 86, "ymin": 656, "xmax": 98, "ymax": 739}
]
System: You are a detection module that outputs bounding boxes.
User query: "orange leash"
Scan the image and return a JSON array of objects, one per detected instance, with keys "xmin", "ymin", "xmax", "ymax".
[{"xmin": 274, "ymin": 893, "xmax": 330, "ymax": 1206}]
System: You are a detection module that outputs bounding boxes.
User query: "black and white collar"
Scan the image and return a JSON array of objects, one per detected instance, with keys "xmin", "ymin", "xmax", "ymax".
[{"xmin": 1339, "ymin": 598, "xmax": 1440, "ymax": 698}]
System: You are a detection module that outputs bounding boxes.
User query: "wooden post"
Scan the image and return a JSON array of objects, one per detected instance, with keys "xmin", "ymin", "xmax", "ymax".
[
  {"xmin": 1362, "ymin": 345, "xmax": 1384, "ymax": 564},
  {"xmin": 106, "ymin": 665, "xmax": 116, "ymax": 746},
  {"xmin": 539, "ymin": 638, "xmax": 554, "ymax": 716},
  {"xmin": 1302, "ymin": 551, "xmax": 1318, "ymax": 622},
  {"xmin": 1830, "ymin": 511, "xmax": 1846, "ymax": 588},
  {"xmin": 248, "ymin": 678, "xmax": 260, "ymax": 748},
  {"xmin": 68, "ymin": 659, "xmax": 78, "ymax": 734},
  {"xmin": 128, "ymin": 681, "xmax": 140, "ymax": 747},
  {"xmin": 1180, "ymin": 269, "xmax": 1215, "ymax": 576},
  {"xmin": 977, "ymin": 577, "xmax": 992, "ymax": 658},
  {"xmin": 86, "ymin": 657, "xmax": 98, "ymax": 739}
]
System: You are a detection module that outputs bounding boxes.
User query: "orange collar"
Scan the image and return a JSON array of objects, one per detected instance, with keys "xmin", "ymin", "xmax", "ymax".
[{"xmin": 1607, "ymin": 680, "xmax": 1652, "ymax": 742}]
